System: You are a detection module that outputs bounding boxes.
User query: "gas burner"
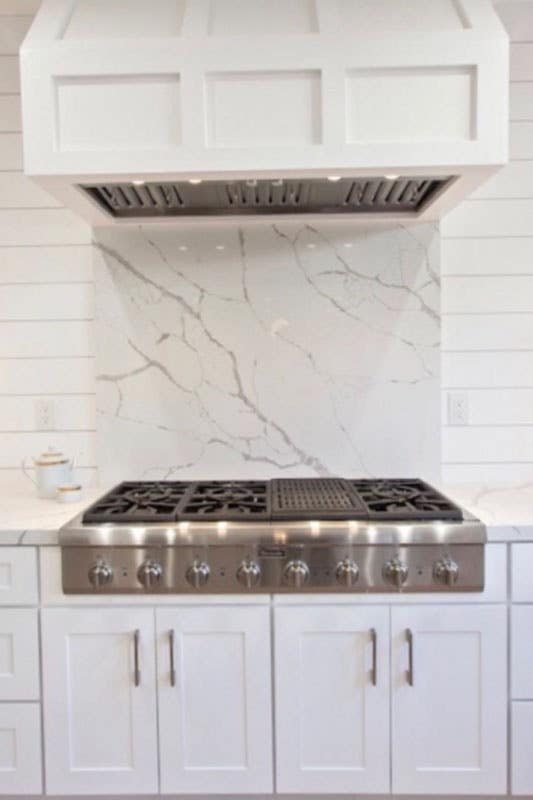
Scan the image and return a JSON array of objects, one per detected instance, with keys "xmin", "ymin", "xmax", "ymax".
[
  {"xmin": 352, "ymin": 479, "xmax": 463, "ymax": 521},
  {"xmin": 179, "ymin": 481, "xmax": 270, "ymax": 521},
  {"xmin": 82, "ymin": 481, "xmax": 191, "ymax": 523}
]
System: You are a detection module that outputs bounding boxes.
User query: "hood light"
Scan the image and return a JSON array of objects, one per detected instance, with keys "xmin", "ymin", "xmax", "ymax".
[
  {"xmin": 189, "ymin": 178, "xmax": 203, "ymax": 184},
  {"xmin": 327, "ymin": 175, "xmax": 342, "ymax": 182},
  {"xmin": 133, "ymin": 180, "xmax": 145, "ymax": 186},
  {"xmin": 385, "ymin": 174, "xmax": 399, "ymax": 180}
]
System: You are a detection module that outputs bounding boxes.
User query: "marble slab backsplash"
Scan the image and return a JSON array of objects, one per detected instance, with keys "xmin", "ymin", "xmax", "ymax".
[{"xmin": 94, "ymin": 220, "xmax": 440, "ymax": 485}]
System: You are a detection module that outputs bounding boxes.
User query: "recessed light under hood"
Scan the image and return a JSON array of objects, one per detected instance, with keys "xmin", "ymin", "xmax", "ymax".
[{"xmin": 20, "ymin": 0, "xmax": 508, "ymax": 225}]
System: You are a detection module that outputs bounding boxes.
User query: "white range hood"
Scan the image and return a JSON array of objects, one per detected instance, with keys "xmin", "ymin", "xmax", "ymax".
[{"xmin": 20, "ymin": 0, "xmax": 508, "ymax": 224}]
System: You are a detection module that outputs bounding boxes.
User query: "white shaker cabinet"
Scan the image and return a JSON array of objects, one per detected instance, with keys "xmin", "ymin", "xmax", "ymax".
[
  {"xmin": 274, "ymin": 605, "xmax": 390, "ymax": 794},
  {"xmin": 0, "ymin": 609, "xmax": 39, "ymax": 700},
  {"xmin": 156, "ymin": 606, "xmax": 273, "ymax": 794},
  {"xmin": 41, "ymin": 608, "xmax": 158, "ymax": 795},
  {"xmin": 391, "ymin": 605, "xmax": 507, "ymax": 795}
]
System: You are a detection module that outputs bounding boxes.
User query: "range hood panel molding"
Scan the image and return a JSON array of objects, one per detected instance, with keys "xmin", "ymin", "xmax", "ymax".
[{"xmin": 20, "ymin": 0, "xmax": 508, "ymax": 224}]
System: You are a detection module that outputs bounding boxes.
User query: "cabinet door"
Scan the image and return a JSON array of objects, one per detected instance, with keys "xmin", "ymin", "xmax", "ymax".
[
  {"xmin": 42, "ymin": 608, "xmax": 158, "ymax": 795},
  {"xmin": 0, "ymin": 609, "xmax": 39, "ymax": 700},
  {"xmin": 0, "ymin": 703, "xmax": 42, "ymax": 794},
  {"xmin": 274, "ymin": 605, "xmax": 390, "ymax": 794},
  {"xmin": 157, "ymin": 606, "xmax": 273, "ymax": 794},
  {"xmin": 391, "ymin": 605, "xmax": 507, "ymax": 795},
  {"xmin": 512, "ymin": 701, "xmax": 533, "ymax": 795}
]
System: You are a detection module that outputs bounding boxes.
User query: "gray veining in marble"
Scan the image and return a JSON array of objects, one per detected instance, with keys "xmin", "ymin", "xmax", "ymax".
[{"xmin": 93, "ymin": 220, "xmax": 440, "ymax": 483}]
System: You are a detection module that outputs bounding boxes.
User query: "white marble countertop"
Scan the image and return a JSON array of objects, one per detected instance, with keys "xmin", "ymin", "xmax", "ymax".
[
  {"xmin": 0, "ymin": 488, "xmax": 103, "ymax": 544},
  {"xmin": 1, "ymin": 483, "xmax": 533, "ymax": 545}
]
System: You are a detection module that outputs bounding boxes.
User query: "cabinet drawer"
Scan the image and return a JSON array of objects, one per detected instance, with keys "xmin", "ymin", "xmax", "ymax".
[
  {"xmin": 0, "ymin": 549, "xmax": 37, "ymax": 605},
  {"xmin": 513, "ymin": 544, "xmax": 533, "ymax": 601},
  {"xmin": 512, "ymin": 702, "xmax": 533, "ymax": 795},
  {"xmin": 0, "ymin": 703, "xmax": 42, "ymax": 794},
  {"xmin": 0, "ymin": 609, "xmax": 39, "ymax": 700}
]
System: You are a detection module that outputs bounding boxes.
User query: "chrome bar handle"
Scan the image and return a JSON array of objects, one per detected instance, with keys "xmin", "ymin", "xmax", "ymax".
[
  {"xmin": 370, "ymin": 628, "xmax": 377, "ymax": 686},
  {"xmin": 133, "ymin": 629, "xmax": 141, "ymax": 687},
  {"xmin": 169, "ymin": 629, "xmax": 176, "ymax": 687},
  {"xmin": 406, "ymin": 628, "xmax": 414, "ymax": 686}
]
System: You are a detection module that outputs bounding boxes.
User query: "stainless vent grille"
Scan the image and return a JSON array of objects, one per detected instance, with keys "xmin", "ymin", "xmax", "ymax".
[{"xmin": 81, "ymin": 176, "xmax": 453, "ymax": 219}]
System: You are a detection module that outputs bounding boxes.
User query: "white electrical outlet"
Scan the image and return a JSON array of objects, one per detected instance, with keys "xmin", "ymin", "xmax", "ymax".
[
  {"xmin": 35, "ymin": 399, "xmax": 55, "ymax": 430},
  {"xmin": 447, "ymin": 392, "xmax": 469, "ymax": 426}
]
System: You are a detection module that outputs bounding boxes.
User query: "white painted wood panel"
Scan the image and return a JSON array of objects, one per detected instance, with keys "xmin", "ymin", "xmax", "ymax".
[
  {"xmin": 0, "ymin": 284, "xmax": 93, "ymax": 320},
  {"xmin": 511, "ymin": 43, "xmax": 533, "ymax": 79},
  {"xmin": 0, "ymin": 548, "xmax": 37, "ymax": 605},
  {"xmin": 443, "ymin": 314, "xmax": 533, "ymax": 350},
  {"xmin": 471, "ymin": 160, "xmax": 533, "ymax": 197},
  {"xmin": 0, "ymin": 608, "xmax": 39, "ymax": 699},
  {"xmin": 512, "ymin": 606, "xmax": 533, "ymax": 697},
  {"xmin": 0, "ymin": 394, "xmax": 95, "ymax": 430},
  {"xmin": 0, "ymin": 357, "xmax": 94, "ymax": 395},
  {"xmin": 0, "ymin": 703, "xmax": 42, "ymax": 794},
  {"xmin": 511, "ymin": 121, "xmax": 533, "ymax": 158},
  {"xmin": 511, "ymin": 82, "xmax": 533, "ymax": 121},
  {"xmin": 0, "ymin": 431, "xmax": 95, "ymax": 466},
  {"xmin": 442, "ymin": 236, "xmax": 533, "ymax": 274},
  {"xmin": 0, "ymin": 465, "xmax": 98, "ymax": 492},
  {"xmin": 275, "ymin": 605, "xmax": 390, "ymax": 794},
  {"xmin": 443, "ymin": 388, "xmax": 533, "ymax": 424},
  {"xmin": 0, "ymin": 321, "xmax": 93, "ymax": 357},
  {"xmin": 0, "ymin": 95, "xmax": 20, "ymax": 131},
  {"xmin": 157, "ymin": 606, "xmax": 273, "ymax": 794},
  {"xmin": 0, "ymin": 133, "xmax": 22, "ymax": 169},
  {"xmin": 497, "ymin": 1, "xmax": 533, "ymax": 40},
  {"xmin": 0, "ymin": 56, "xmax": 19, "ymax": 91},
  {"xmin": 391, "ymin": 605, "xmax": 507, "ymax": 795},
  {"xmin": 512, "ymin": 543, "xmax": 533, "ymax": 601},
  {"xmin": 0, "ymin": 15, "xmax": 31, "ymax": 52},
  {"xmin": 443, "ymin": 351, "xmax": 533, "ymax": 387},
  {"xmin": 444, "ymin": 425, "xmax": 533, "ymax": 461},
  {"xmin": 512, "ymin": 702, "xmax": 533, "ymax": 795},
  {"xmin": 0, "ymin": 244, "xmax": 93, "ymax": 282},
  {"xmin": 0, "ymin": 1, "xmax": 41, "ymax": 13},
  {"xmin": 442, "ymin": 199, "xmax": 533, "ymax": 237},
  {"xmin": 443, "ymin": 462, "xmax": 533, "ymax": 482},
  {"xmin": 0, "ymin": 172, "xmax": 61, "ymax": 208},
  {"xmin": 443, "ymin": 275, "xmax": 533, "ymax": 312},
  {"xmin": 0, "ymin": 209, "xmax": 90, "ymax": 245},
  {"xmin": 41, "ymin": 608, "xmax": 158, "ymax": 795},
  {"xmin": 0, "ymin": 10, "xmax": 97, "ymax": 472}
]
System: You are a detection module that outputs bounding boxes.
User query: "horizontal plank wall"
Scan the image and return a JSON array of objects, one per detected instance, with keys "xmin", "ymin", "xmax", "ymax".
[
  {"xmin": 442, "ymin": 0, "xmax": 533, "ymax": 483},
  {"xmin": 0, "ymin": 3, "xmax": 96, "ymax": 491}
]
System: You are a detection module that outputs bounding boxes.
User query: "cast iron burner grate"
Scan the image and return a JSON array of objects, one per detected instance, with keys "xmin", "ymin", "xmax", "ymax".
[
  {"xmin": 271, "ymin": 478, "xmax": 367, "ymax": 521},
  {"xmin": 82, "ymin": 481, "xmax": 192, "ymax": 523},
  {"xmin": 352, "ymin": 479, "xmax": 463, "ymax": 521},
  {"xmin": 179, "ymin": 481, "xmax": 270, "ymax": 521}
]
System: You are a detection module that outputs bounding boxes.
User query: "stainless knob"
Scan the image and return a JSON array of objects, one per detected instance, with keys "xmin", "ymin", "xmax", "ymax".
[
  {"xmin": 283, "ymin": 559, "xmax": 310, "ymax": 588},
  {"xmin": 335, "ymin": 558, "xmax": 359, "ymax": 587},
  {"xmin": 88, "ymin": 560, "xmax": 113, "ymax": 588},
  {"xmin": 186, "ymin": 560, "xmax": 210, "ymax": 589},
  {"xmin": 137, "ymin": 559, "xmax": 163, "ymax": 588},
  {"xmin": 236, "ymin": 560, "xmax": 261, "ymax": 589},
  {"xmin": 383, "ymin": 557, "xmax": 409, "ymax": 588},
  {"xmin": 433, "ymin": 556, "xmax": 459, "ymax": 587}
]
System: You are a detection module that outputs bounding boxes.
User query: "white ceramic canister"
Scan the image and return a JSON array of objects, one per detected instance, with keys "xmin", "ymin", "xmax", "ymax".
[{"xmin": 22, "ymin": 447, "xmax": 74, "ymax": 499}]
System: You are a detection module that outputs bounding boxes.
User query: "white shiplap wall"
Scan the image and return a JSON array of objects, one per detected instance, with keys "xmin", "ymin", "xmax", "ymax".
[
  {"xmin": 0, "ymin": 0, "xmax": 531, "ymax": 490},
  {"xmin": 0, "ymin": 0, "xmax": 96, "ymax": 491},
  {"xmin": 442, "ymin": 1, "xmax": 533, "ymax": 484}
]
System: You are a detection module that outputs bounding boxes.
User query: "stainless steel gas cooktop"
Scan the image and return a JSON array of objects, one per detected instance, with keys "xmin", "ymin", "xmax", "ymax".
[{"xmin": 60, "ymin": 478, "xmax": 485, "ymax": 594}]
